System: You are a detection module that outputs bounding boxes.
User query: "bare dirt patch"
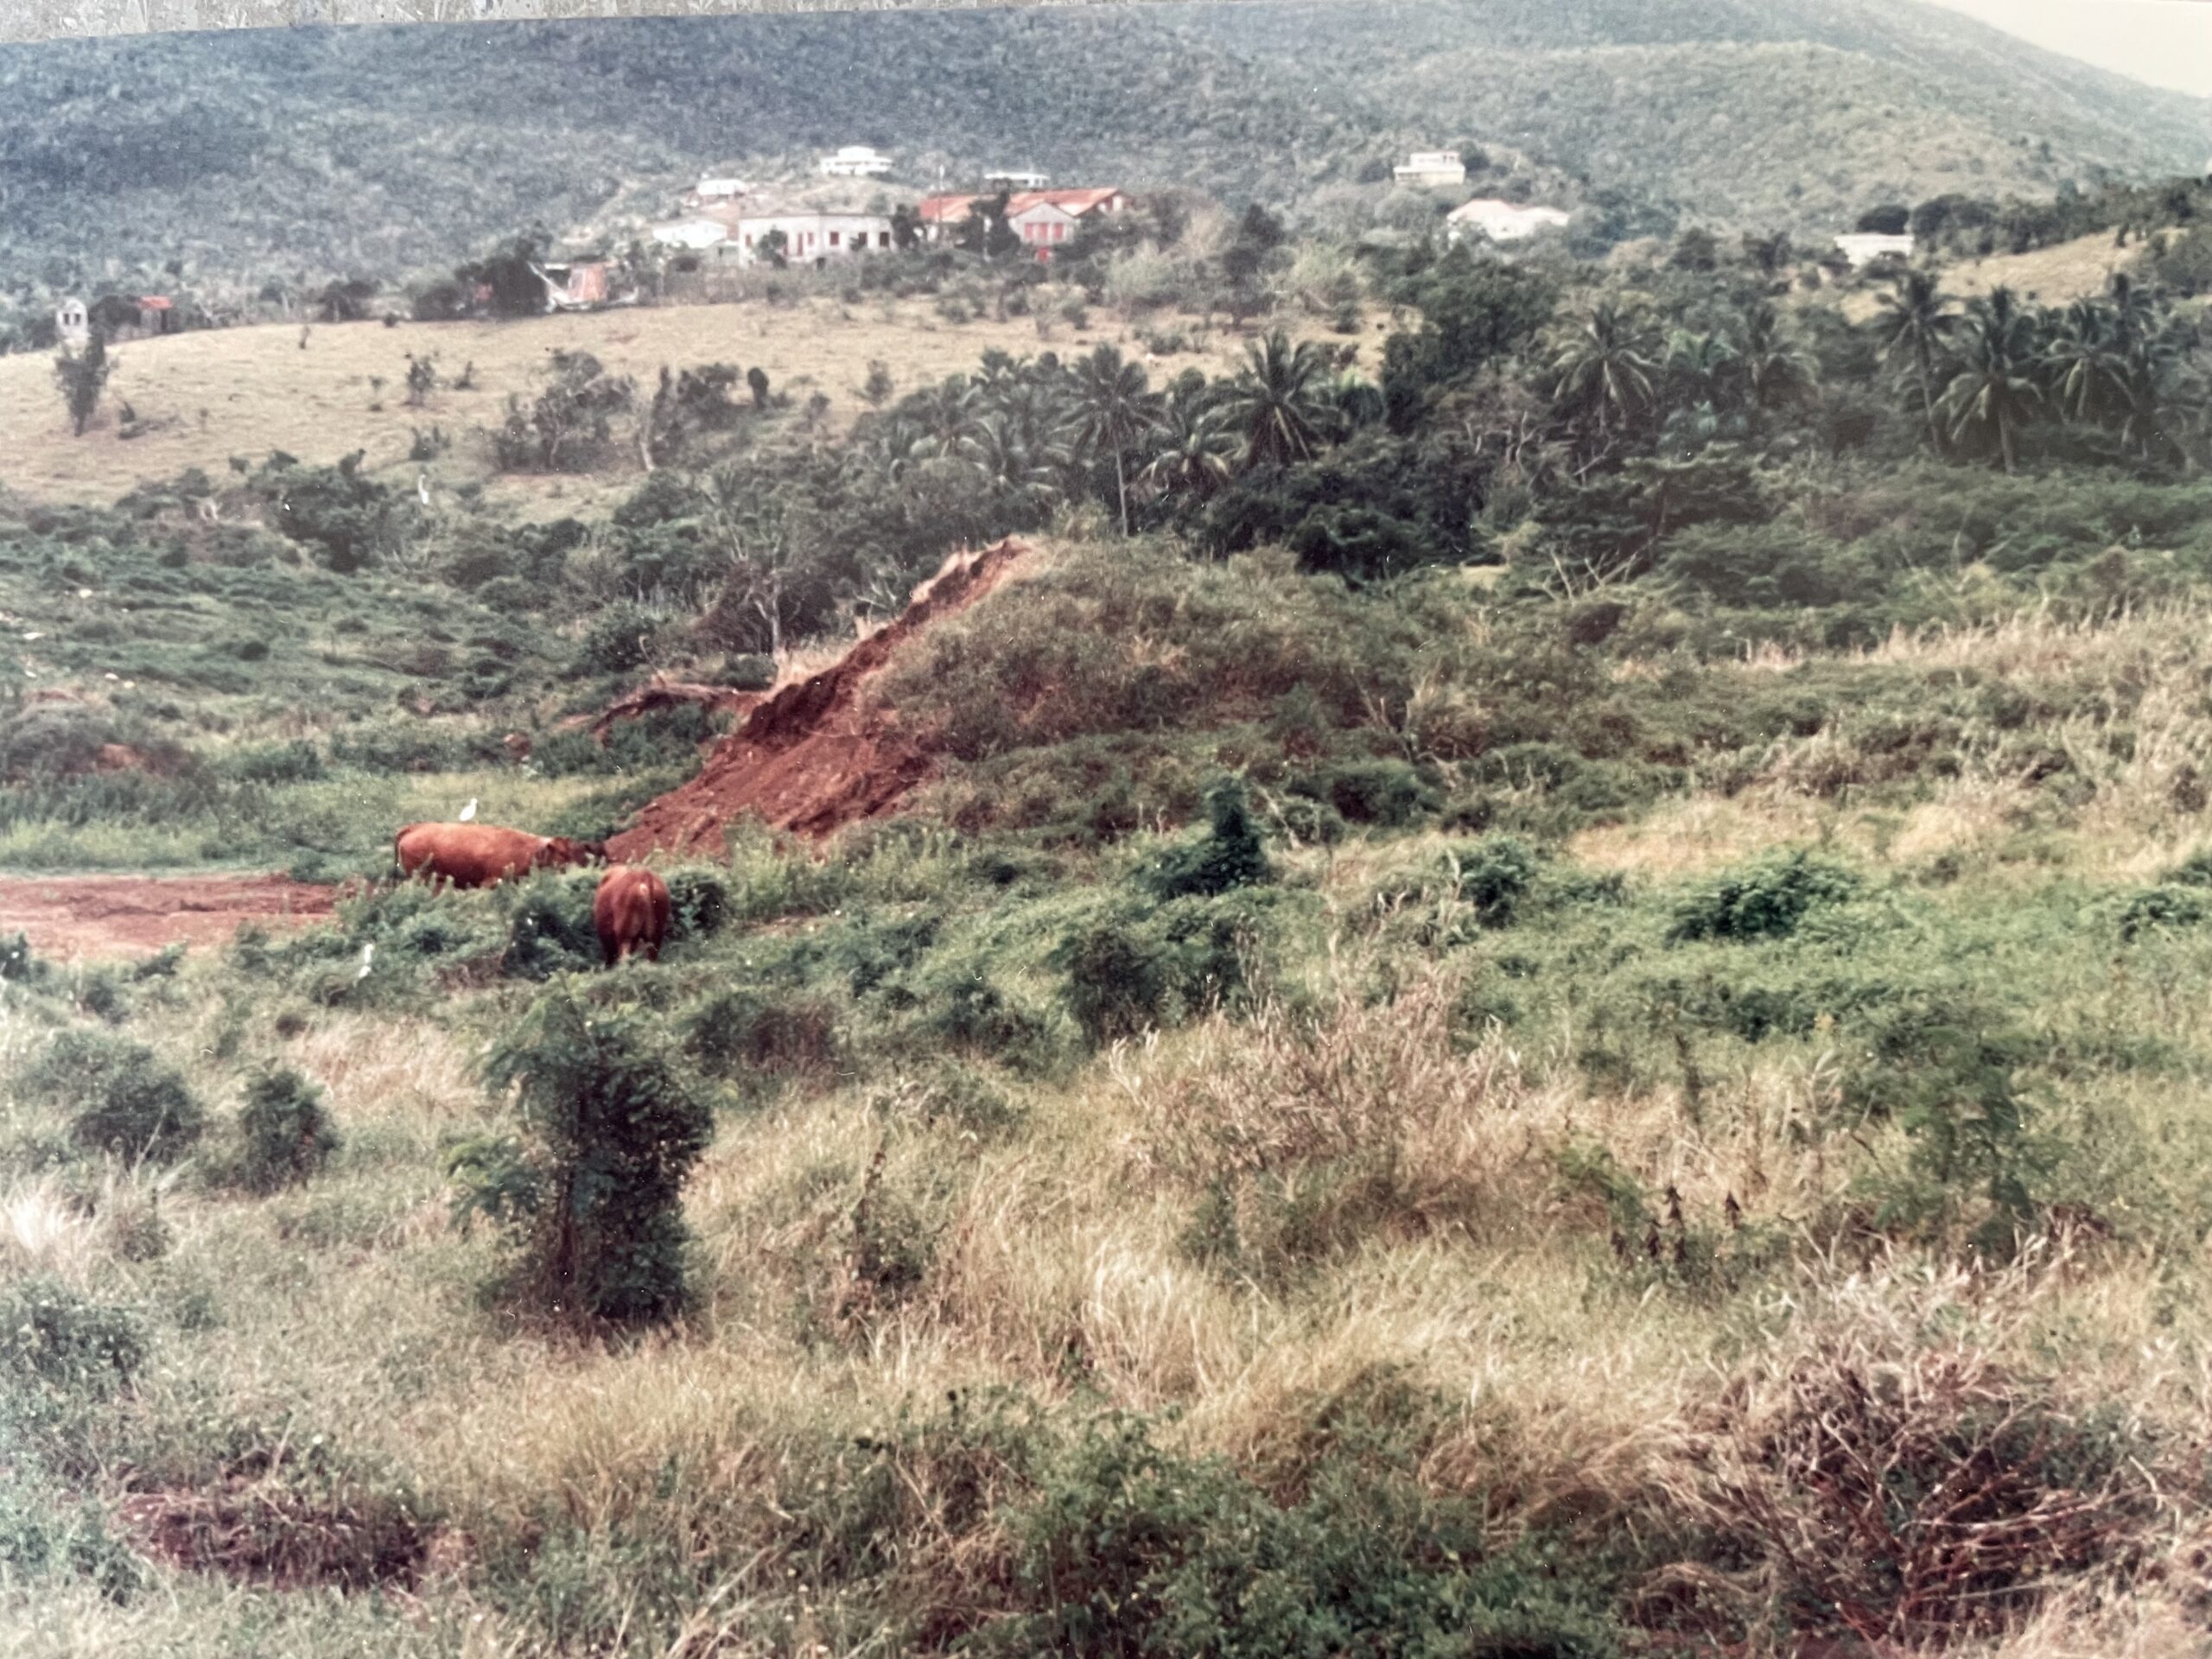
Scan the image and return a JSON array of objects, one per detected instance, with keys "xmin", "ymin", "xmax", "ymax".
[
  {"xmin": 609, "ymin": 539, "xmax": 1027, "ymax": 857},
  {"xmin": 0, "ymin": 874, "xmax": 337, "ymax": 962}
]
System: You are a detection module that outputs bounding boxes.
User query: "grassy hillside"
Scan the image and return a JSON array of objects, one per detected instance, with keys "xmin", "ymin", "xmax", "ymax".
[
  {"xmin": 1, "ymin": 0, "xmax": 2205, "ymax": 310},
  {"xmin": 7, "ymin": 34, "xmax": 2212, "ymax": 1649}
]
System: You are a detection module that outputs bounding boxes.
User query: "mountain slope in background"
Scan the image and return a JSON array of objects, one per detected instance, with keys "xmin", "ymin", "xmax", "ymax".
[{"xmin": 0, "ymin": 0, "xmax": 2204, "ymax": 296}]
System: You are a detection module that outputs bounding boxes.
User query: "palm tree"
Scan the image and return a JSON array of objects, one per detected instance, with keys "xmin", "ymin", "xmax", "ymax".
[
  {"xmin": 1216, "ymin": 332, "xmax": 1333, "ymax": 471},
  {"xmin": 1068, "ymin": 344, "xmax": 1161, "ymax": 536},
  {"xmin": 1548, "ymin": 301, "xmax": 1659, "ymax": 438},
  {"xmin": 1662, "ymin": 328, "xmax": 1742, "ymax": 417},
  {"xmin": 1136, "ymin": 399, "xmax": 1238, "ymax": 503},
  {"xmin": 1875, "ymin": 269, "xmax": 1960, "ymax": 456},
  {"xmin": 1939, "ymin": 287, "xmax": 2044, "ymax": 473},
  {"xmin": 1740, "ymin": 303, "xmax": 1817, "ymax": 414},
  {"xmin": 2041, "ymin": 298, "xmax": 2126, "ymax": 427},
  {"xmin": 906, "ymin": 375, "xmax": 987, "ymax": 463}
]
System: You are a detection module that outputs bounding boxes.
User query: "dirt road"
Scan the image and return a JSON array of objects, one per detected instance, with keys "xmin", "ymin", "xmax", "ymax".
[{"xmin": 0, "ymin": 874, "xmax": 339, "ymax": 962}]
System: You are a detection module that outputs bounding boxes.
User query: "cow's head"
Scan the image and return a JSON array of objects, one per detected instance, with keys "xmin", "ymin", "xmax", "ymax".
[{"xmin": 539, "ymin": 837, "xmax": 607, "ymax": 869}]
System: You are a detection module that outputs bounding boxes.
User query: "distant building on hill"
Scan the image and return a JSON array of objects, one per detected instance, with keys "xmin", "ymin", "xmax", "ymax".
[
  {"xmin": 683, "ymin": 176, "xmax": 751, "ymax": 207},
  {"xmin": 820, "ymin": 145, "xmax": 894, "ymax": 178},
  {"xmin": 918, "ymin": 187, "xmax": 1131, "ymax": 254},
  {"xmin": 1395, "ymin": 150, "xmax": 1467, "ymax": 187},
  {"xmin": 984, "ymin": 167, "xmax": 1051, "ymax": 191},
  {"xmin": 726, "ymin": 209, "xmax": 895, "ymax": 267},
  {"xmin": 1446, "ymin": 199, "xmax": 1571, "ymax": 244},
  {"xmin": 1834, "ymin": 232, "xmax": 1916, "ymax": 269},
  {"xmin": 652, "ymin": 217, "xmax": 733, "ymax": 251}
]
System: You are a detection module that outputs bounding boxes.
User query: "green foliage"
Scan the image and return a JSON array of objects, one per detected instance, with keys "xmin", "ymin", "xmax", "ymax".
[
  {"xmin": 980, "ymin": 1403, "xmax": 1619, "ymax": 1659},
  {"xmin": 664, "ymin": 868, "xmax": 732, "ymax": 941},
  {"xmin": 493, "ymin": 351, "xmax": 637, "ymax": 474},
  {"xmin": 1064, "ymin": 891, "xmax": 1274, "ymax": 1046},
  {"xmin": 468, "ymin": 980, "xmax": 715, "ymax": 1324},
  {"xmin": 1841, "ymin": 1001, "xmax": 2053, "ymax": 1253},
  {"xmin": 234, "ymin": 1067, "xmax": 342, "ymax": 1192},
  {"xmin": 1668, "ymin": 851, "xmax": 1860, "ymax": 944},
  {"xmin": 53, "ymin": 334, "xmax": 111, "ymax": 436},
  {"xmin": 500, "ymin": 872, "xmax": 603, "ymax": 982},
  {"xmin": 0, "ymin": 1279, "xmax": 145, "ymax": 1397},
  {"xmin": 253, "ymin": 451, "xmax": 411, "ymax": 573},
  {"xmin": 1145, "ymin": 777, "xmax": 1270, "ymax": 901},
  {"xmin": 22, "ymin": 1029, "xmax": 205, "ymax": 1162}
]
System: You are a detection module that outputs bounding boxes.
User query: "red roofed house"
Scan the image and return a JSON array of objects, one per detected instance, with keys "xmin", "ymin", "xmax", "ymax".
[{"xmin": 918, "ymin": 187, "xmax": 1131, "ymax": 257}]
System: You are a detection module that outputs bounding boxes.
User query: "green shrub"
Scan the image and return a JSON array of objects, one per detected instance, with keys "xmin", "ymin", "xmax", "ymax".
[
  {"xmin": 0, "ymin": 931, "xmax": 44, "ymax": 984},
  {"xmin": 664, "ymin": 868, "xmax": 732, "ymax": 940},
  {"xmin": 0, "ymin": 1278, "xmax": 145, "ymax": 1395},
  {"xmin": 982, "ymin": 1405, "xmax": 1618, "ymax": 1659},
  {"xmin": 1668, "ymin": 850, "xmax": 1860, "ymax": 943},
  {"xmin": 683, "ymin": 987, "xmax": 843, "ymax": 1090},
  {"xmin": 2118, "ymin": 884, "xmax": 2210, "ymax": 942},
  {"xmin": 457, "ymin": 982, "xmax": 715, "ymax": 1324},
  {"xmin": 1146, "ymin": 776, "xmax": 1270, "ymax": 901},
  {"xmin": 720, "ymin": 653, "xmax": 778, "ymax": 691},
  {"xmin": 579, "ymin": 604, "xmax": 658, "ymax": 676},
  {"xmin": 500, "ymin": 873, "xmax": 601, "ymax": 981},
  {"xmin": 221, "ymin": 739, "xmax": 325, "ymax": 784},
  {"xmin": 1307, "ymin": 758, "xmax": 1441, "ymax": 827},
  {"xmin": 235, "ymin": 1068, "xmax": 341, "ymax": 1192},
  {"xmin": 22, "ymin": 1030, "xmax": 205, "ymax": 1161},
  {"xmin": 1064, "ymin": 893, "xmax": 1270, "ymax": 1046},
  {"xmin": 1841, "ymin": 999, "xmax": 2053, "ymax": 1253}
]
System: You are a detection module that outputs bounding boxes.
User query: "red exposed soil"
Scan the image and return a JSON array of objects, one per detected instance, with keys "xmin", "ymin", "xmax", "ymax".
[
  {"xmin": 0, "ymin": 874, "xmax": 337, "ymax": 961},
  {"xmin": 608, "ymin": 539, "xmax": 1027, "ymax": 858}
]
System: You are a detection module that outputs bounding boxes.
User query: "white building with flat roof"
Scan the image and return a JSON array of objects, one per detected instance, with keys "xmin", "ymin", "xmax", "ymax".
[
  {"xmin": 1834, "ymin": 232, "xmax": 1916, "ymax": 269},
  {"xmin": 985, "ymin": 168, "xmax": 1051, "ymax": 191},
  {"xmin": 1395, "ymin": 150, "xmax": 1467, "ymax": 187},
  {"xmin": 819, "ymin": 145, "xmax": 894, "ymax": 178},
  {"xmin": 724, "ymin": 210, "xmax": 894, "ymax": 266},
  {"xmin": 652, "ymin": 218, "xmax": 732, "ymax": 251},
  {"xmin": 1446, "ymin": 199, "xmax": 1571, "ymax": 244}
]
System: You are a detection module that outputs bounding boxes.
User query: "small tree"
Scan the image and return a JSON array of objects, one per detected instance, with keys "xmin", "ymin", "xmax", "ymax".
[
  {"xmin": 404, "ymin": 353, "xmax": 439, "ymax": 408},
  {"xmin": 453, "ymin": 981, "xmax": 712, "ymax": 1325},
  {"xmin": 54, "ymin": 334, "xmax": 111, "ymax": 436},
  {"xmin": 236, "ymin": 1068, "xmax": 341, "ymax": 1192}
]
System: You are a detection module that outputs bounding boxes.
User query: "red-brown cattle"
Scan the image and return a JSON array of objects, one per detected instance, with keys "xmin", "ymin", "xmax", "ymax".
[
  {"xmin": 594, "ymin": 866, "xmax": 671, "ymax": 967},
  {"xmin": 392, "ymin": 823, "xmax": 605, "ymax": 889}
]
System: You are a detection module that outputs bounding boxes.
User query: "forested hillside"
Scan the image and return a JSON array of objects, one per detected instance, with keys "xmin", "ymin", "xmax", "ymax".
[{"xmin": 1, "ymin": 0, "xmax": 2205, "ymax": 304}]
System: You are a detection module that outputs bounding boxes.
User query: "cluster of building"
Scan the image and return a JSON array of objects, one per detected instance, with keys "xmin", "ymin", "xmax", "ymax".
[{"xmin": 648, "ymin": 148, "xmax": 1133, "ymax": 269}]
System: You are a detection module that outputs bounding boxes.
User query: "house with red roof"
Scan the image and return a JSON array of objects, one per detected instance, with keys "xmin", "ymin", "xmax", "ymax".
[{"xmin": 918, "ymin": 187, "xmax": 1132, "ymax": 257}]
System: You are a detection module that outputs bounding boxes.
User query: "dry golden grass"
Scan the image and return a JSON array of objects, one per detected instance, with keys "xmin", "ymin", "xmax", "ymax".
[
  {"xmin": 1835, "ymin": 232, "xmax": 2145, "ymax": 323},
  {"xmin": 0, "ymin": 296, "xmax": 1360, "ymax": 516}
]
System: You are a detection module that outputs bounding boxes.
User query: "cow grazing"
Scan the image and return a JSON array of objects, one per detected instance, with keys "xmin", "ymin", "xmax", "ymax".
[
  {"xmin": 393, "ymin": 822, "xmax": 604, "ymax": 889},
  {"xmin": 594, "ymin": 866, "xmax": 671, "ymax": 967}
]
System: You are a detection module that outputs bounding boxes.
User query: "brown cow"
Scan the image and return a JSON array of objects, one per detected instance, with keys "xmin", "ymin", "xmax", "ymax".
[
  {"xmin": 392, "ymin": 823, "xmax": 605, "ymax": 890},
  {"xmin": 594, "ymin": 866, "xmax": 671, "ymax": 967}
]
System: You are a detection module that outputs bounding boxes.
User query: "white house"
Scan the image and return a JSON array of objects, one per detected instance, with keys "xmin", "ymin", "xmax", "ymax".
[
  {"xmin": 985, "ymin": 168, "xmax": 1051, "ymax": 192},
  {"xmin": 54, "ymin": 298, "xmax": 88, "ymax": 349},
  {"xmin": 652, "ymin": 218, "xmax": 732, "ymax": 251},
  {"xmin": 1395, "ymin": 150, "xmax": 1467, "ymax": 187},
  {"xmin": 1834, "ymin": 232, "xmax": 1916, "ymax": 270},
  {"xmin": 724, "ymin": 210, "xmax": 895, "ymax": 267},
  {"xmin": 1446, "ymin": 199, "xmax": 1571, "ymax": 244},
  {"xmin": 686, "ymin": 176, "xmax": 750, "ymax": 205},
  {"xmin": 819, "ymin": 145, "xmax": 894, "ymax": 179}
]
